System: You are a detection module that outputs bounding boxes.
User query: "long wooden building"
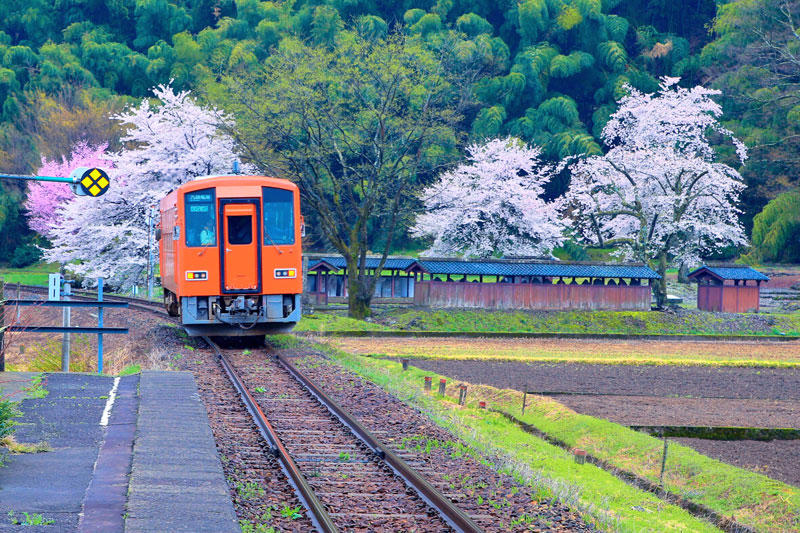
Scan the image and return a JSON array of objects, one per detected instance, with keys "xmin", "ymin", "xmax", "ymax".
[{"xmin": 306, "ymin": 255, "xmax": 660, "ymax": 311}]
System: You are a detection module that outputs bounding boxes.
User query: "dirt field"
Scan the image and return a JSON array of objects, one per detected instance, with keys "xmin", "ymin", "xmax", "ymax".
[
  {"xmin": 397, "ymin": 359, "xmax": 800, "ymax": 400},
  {"xmin": 673, "ymin": 438, "xmax": 800, "ymax": 487},
  {"xmin": 400, "ymin": 358, "xmax": 800, "ymax": 488},
  {"xmin": 324, "ymin": 336, "xmax": 800, "ymax": 366}
]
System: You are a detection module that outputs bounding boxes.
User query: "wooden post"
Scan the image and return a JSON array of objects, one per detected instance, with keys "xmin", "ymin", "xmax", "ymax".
[{"xmin": 659, "ymin": 432, "xmax": 669, "ymax": 489}]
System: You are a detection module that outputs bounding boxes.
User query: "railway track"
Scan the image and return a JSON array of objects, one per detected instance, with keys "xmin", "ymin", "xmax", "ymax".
[
  {"xmin": 13, "ymin": 283, "xmax": 485, "ymax": 530},
  {"xmin": 206, "ymin": 337, "xmax": 483, "ymax": 533}
]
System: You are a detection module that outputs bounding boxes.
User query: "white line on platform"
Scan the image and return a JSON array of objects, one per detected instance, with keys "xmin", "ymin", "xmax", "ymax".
[{"xmin": 100, "ymin": 377, "xmax": 120, "ymax": 426}]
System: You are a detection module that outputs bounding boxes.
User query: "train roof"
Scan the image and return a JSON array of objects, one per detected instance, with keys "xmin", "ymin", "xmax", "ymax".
[{"xmin": 176, "ymin": 175, "xmax": 298, "ymax": 193}]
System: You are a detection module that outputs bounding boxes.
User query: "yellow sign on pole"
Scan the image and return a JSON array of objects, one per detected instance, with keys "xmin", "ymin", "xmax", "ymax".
[{"xmin": 78, "ymin": 168, "xmax": 110, "ymax": 197}]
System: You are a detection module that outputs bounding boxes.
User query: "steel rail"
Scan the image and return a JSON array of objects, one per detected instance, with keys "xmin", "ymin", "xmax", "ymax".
[
  {"xmin": 277, "ymin": 353, "xmax": 483, "ymax": 533},
  {"xmin": 204, "ymin": 337, "xmax": 339, "ymax": 533}
]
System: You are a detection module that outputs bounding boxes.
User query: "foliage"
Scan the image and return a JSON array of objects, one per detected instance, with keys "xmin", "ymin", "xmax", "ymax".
[
  {"xmin": 9, "ymin": 243, "xmax": 41, "ymax": 268},
  {"xmin": 412, "ymin": 137, "xmax": 564, "ymax": 257},
  {"xmin": 0, "ymin": 398, "xmax": 19, "ymax": 441},
  {"xmin": 213, "ymin": 32, "xmax": 461, "ymax": 318},
  {"xmin": 701, "ymin": 0, "xmax": 800, "ymax": 225},
  {"xmin": 565, "ymin": 77, "xmax": 748, "ymax": 306},
  {"xmin": 24, "ymin": 141, "xmax": 112, "ymax": 237},
  {"xmin": 748, "ymin": 190, "xmax": 800, "ymax": 263},
  {"xmin": 44, "ymin": 84, "xmax": 241, "ymax": 288},
  {"xmin": 0, "ymin": 0, "xmax": 792, "ymax": 266}
]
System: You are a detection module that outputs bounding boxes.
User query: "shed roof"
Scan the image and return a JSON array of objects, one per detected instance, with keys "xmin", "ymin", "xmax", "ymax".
[
  {"xmin": 307, "ymin": 255, "xmax": 660, "ymax": 279},
  {"xmin": 412, "ymin": 259, "xmax": 660, "ymax": 279},
  {"xmin": 308, "ymin": 256, "xmax": 417, "ymax": 271},
  {"xmin": 687, "ymin": 265, "xmax": 769, "ymax": 282}
]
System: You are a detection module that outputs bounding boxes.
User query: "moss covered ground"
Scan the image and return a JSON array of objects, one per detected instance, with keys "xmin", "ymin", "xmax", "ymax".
[{"xmin": 296, "ymin": 308, "xmax": 800, "ymax": 337}]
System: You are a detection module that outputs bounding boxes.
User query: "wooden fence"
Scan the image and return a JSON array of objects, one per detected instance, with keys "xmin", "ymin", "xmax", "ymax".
[{"xmin": 414, "ymin": 281, "xmax": 652, "ymax": 311}]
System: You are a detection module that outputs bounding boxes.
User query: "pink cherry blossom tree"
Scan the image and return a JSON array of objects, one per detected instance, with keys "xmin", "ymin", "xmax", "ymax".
[
  {"xmin": 44, "ymin": 84, "xmax": 243, "ymax": 288},
  {"xmin": 412, "ymin": 137, "xmax": 564, "ymax": 257},
  {"xmin": 564, "ymin": 77, "xmax": 748, "ymax": 307},
  {"xmin": 25, "ymin": 142, "xmax": 113, "ymax": 237}
]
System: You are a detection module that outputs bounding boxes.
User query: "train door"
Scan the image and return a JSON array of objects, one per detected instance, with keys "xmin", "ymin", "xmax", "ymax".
[{"xmin": 220, "ymin": 199, "xmax": 261, "ymax": 292}]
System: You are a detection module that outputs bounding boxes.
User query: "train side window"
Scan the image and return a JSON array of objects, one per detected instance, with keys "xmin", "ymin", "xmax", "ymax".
[
  {"xmin": 185, "ymin": 189, "xmax": 216, "ymax": 247},
  {"xmin": 262, "ymin": 187, "xmax": 294, "ymax": 245},
  {"xmin": 228, "ymin": 215, "xmax": 253, "ymax": 245}
]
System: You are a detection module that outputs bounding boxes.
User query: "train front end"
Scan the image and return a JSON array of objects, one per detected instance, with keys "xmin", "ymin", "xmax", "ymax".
[{"xmin": 159, "ymin": 176, "xmax": 303, "ymax": 336}]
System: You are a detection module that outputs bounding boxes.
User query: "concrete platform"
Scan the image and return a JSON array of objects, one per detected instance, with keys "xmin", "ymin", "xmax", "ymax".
[
  {"xmin": 124, "ymin": 371, "xmax": 237, "ymax": 533},
  {"xmin": 0, "ymin": 371, "xmax": 237, "ymax": 533}
]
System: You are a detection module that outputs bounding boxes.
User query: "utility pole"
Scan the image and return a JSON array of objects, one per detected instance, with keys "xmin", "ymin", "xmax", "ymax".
[
  {"xmin": 0, "ymin": 276, "xmax": 5, "ymax": 372},
  {"xmin": 147, "ymin": 205, "xmax": 154, "ymax": 300},
  {"xmin": 62, "ymin": 279, "xmax": 71, "ymax": 372}
]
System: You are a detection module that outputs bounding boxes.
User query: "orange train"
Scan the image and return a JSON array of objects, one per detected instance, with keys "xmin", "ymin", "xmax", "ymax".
[{"xmin": 158, "ymin": 175, "xmax": 303, "ymax": 336}]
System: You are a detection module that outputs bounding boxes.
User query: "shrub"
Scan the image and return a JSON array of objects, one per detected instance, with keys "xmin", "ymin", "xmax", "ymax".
[
  {"xmin": 0, "ymin": 397, "xmax": 20, "ymax": 440},
  {"xmin": 9, "ymin": 244, "xmax": 42, "ymax": 268}
]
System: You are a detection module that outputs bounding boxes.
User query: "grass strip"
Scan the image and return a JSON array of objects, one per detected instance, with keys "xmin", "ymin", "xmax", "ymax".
[
  {"xmin": 296, "ymin": 308, "xmax": 800, "ymax": 337},
  {"xmin": 311, "ymin": 340, "xmax": 799, "ymax": 533},
  {"xmin": 309, "ymin": 341, "xmax": 723, "ymax": 532}
]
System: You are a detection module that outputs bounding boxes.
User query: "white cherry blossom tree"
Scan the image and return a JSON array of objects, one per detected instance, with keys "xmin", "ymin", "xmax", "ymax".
[
  {"xmin": 412, "ymin": 137, "xmax": 564, "ymax": 257},
  {"xmin": 45, "ymin": 84, "xmax": 242, "ymax": 288},
  {"xmin": 564, "ymin": 77, "xmax": 748, "ymax": 307}
]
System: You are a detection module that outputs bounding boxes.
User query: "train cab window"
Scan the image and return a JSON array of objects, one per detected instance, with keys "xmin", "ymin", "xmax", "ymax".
[
  {"xmin": 228, "ymin": 215, "xmax": 253, "ymax": 245},
  {"xmin": 185, "ymin": 189, "xmax": 216, "ymax": 247},
  {"xmin": 262, "ymin": 187, "xmax": 294, "ymax": 245}
]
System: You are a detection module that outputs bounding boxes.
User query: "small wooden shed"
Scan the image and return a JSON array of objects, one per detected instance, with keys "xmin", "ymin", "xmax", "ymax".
[{"xmin": 688, "ymin": 265, "xmax": 769, "ymax": 313}]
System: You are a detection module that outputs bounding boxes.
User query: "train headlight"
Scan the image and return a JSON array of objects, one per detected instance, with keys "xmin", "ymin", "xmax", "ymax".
[
  {"xmin": 274, "ymin": 268, "xmax": 297, "ymax": 279},
  {"xmin": 185, "ymin": 271, "xmax": 208, "ymax": 280}
]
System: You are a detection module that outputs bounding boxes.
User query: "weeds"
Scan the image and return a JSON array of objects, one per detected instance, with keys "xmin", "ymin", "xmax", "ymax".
[
  {"xmin": 0, "ymin": 436, "xmax": 51, "ymax": 454},
  {"xmin": 8, "ymin": 511, "xmax": 55, "ymax": 526},
  {"xmin": 235, "ymin": 481, "xmax": 265, "ymax": 500},
  {"xmin": 338, "ymin": 452, "xmax": 350, "ymax": 461},
  {"xmin": 23, "ymin": 374, "xmax": 48, "ymax": 399},
  {"xmin": 280, "ymin": 505, "xmax": 303, "ymax": 520}
]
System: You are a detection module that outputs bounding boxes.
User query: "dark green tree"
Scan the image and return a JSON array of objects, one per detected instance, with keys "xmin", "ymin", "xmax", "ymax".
[
  {"xmin": 211, "ymin": 32, "xmax": 462, "ymax": 317},
  {"xmin": 748, "ymin": 190, "xmax": 800, "ymax": 264}
]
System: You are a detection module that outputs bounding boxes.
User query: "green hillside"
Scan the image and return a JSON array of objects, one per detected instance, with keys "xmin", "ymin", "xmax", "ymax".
[{"xmin": 0, "ymin": 0, "xmax": 795, "ymax": 261}]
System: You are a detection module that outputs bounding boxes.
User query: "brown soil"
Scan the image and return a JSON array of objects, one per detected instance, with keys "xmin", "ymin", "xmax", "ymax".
[
  {"xmin": 400, "ymin": 360, "xmax": 800, "ymax": 400},
  {"xmin": 549, "ymin": 395, "xmax": 799, "ymax": 428},
  {"xmin": 673, "ymin": 439, "xmax": 800, "ymax": 488}
]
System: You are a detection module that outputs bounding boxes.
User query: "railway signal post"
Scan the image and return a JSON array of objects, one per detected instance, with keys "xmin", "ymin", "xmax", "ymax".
[{"xmin": 0, "ymin": 166, "xmax": 111, "ymax": 197}]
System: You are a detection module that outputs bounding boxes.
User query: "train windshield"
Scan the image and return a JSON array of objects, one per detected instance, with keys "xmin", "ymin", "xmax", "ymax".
[
  {"xmin": 185, "ymin": 188, "xmax": 216, "ymax": 247},
  {"xmin": 262, "ymin": 187, "xmax": 294, "ymax": 245}
]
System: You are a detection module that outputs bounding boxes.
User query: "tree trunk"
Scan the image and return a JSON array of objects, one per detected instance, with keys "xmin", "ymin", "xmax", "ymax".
[
  {"xmin": 654, "ymin": 251, "xmax": 668, "ymax": 309},
  {"xmin": 347, "ymin": 289, "xmax": 372, "ymax": 320},
  {"xmin": 345, "ymin": 254, "xmax": 373, "ymax": 319},
  {"xmin": 677, "ymin": 262, "xmax": 689, "ymax": 284}
]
